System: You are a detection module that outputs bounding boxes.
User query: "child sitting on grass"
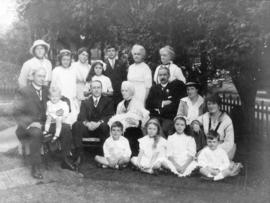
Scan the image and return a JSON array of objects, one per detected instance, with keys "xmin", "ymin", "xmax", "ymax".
[
  {"xmin": 162, "ymin": 116, "xmax": 198, "ymax": 177},
  {"xmin": 44, "ymin": 86, "xmax": 69, "ymax": 142},
  {"xmin": 131, "ymin": 118, "xmax": 167, "ymax": 174},
  {"xmin": 198, "ymin": 130, "xmax": 243, "ymax": 181},
  {"xmin": 95, "ymin": 121, "xmax": 131, "ymax": 169}
]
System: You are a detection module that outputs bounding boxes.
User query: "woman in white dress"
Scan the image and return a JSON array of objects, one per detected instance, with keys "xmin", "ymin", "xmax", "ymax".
[
  {"xmin": 127, "ymin": 44, "xmax": 152, "ymax": 106},
  {"xmin": 71, "ymin": 47, "xmax": 91, "ymax": 104},
  {"xmin": 18, "ymin": 39, "xmax": 52, "ymax": 88},
  {"xmin": 153, "ymin": 45, "xmax": 186, "ymax": 84},
  {"xmin": 51, "ymin": 49, "xmax": 78, "ymax": 125}
]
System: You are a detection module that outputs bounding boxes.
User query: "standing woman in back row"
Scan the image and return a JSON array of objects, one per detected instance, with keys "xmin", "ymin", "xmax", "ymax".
[
  {"xmin": 18, "ymin": 39, "xmax": 52, "ymax": 88},
  {"xmin": 127, "ymin": 44, "xmax": 152, "ymax": 107},
  {"xmin": 154, "ymin": 45, "xmax": 186, "ymax": 84},
  {"xmin": 71, "ymin": 47, "xmax": 91, "ymax": 106}
]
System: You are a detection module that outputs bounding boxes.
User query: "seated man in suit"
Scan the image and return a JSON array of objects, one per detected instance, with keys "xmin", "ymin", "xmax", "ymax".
[
  {"xmin": 146, "ymin": 67, "xmax": 186, "ymax": 137},
  {"xmin": 13, "ymin": 68, "xmax": 74, "ymax": 179},
  {"xmin": 72, "ymin": 80, "xmax": 115, "ymax": 165}
]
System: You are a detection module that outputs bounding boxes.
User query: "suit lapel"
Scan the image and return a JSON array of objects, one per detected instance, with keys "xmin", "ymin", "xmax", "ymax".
[{"xmin": 30, "ymin": 85, "xmax": 42, "ymax": 108}]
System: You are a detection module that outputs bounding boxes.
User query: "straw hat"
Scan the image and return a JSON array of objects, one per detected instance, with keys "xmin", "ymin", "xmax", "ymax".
[{"xmin": 29, "ymin": 39, "xmax": 50, "ymax": 55}]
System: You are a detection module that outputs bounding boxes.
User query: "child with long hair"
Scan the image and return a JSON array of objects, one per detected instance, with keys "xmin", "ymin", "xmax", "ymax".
[
  {"xmin": 162, "ymin": 116, "xmax": 197, "ymax": 177},
  {"xmin": 85, "ymin": 61, "xmax": 113, "ymax": 96},
  {"xmin": 130, "ymin": 118, "xmax": 167, "ymax": 174}
]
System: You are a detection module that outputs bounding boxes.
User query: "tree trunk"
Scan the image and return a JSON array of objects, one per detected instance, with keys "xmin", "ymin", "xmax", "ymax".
[{"xmin": 232, "ymin": 71, "xmax": 258, "ymax": 141}]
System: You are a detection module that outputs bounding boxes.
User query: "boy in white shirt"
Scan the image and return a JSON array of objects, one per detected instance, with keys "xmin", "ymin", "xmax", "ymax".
[
  {"xmin": 44, "ymin": 86, "xmax": 69, "ymax": 141},
  {"xmin": 95, "ymin": 121, "xmax": 131, "ymax": 169},
  {"xmin": 198, "ymin": 130, "xmax": 242, "ymax": 181}
]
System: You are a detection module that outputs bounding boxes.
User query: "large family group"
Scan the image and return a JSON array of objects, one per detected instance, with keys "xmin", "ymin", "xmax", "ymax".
[{"xmin": 13, "ymin": 39, "xmax": 242, "ymax": 181}]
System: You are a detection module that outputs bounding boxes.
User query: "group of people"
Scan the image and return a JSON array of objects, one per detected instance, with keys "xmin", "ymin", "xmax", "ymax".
[{"xmin": 13, "ymin": 39, "xmax": 242, "ymax": 181}]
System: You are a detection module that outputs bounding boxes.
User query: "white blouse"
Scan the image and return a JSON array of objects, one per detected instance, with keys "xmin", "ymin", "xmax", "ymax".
[
  {"xmin": 198, "ymin": 146, "xmax": 230, "ymax": 171},
  {"xmin": 103, "ymin": 136, "xmax": 131, "ymax": 159},
  {"xmin": 71, "ymin": 61, "xmax": 91, "ymax": 100},
  {"xmin": 167, "ymin": 133, "xmax": 196, "ymax": 165},
  {"xmin": 127, "ymin": 62, "xmax": 152, "ymax": 105},
  {"xmin": 138, "ymin": 135, "xmax": 167, "ymax": 168},
  {"xmin": 177, "ymin": 95, "xmax": 204, "ymax": 125},
  {"xmin": 51, "ymin": 66, "xmax": 77, "ymax": 100},
  {"xmin": 154, "ymin": 62, "xmax": 186, "ymax": 84},
  {"xmin": 18, "ymin": 57, "xmax": 52, "ymax": 88}
]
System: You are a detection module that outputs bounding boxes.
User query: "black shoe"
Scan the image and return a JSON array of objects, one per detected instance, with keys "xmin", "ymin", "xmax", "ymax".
[
  {"xmin": 31, "ymin": 165, "xmax": 43, "ymax": 179},
  {"xmin": 200, "ymin": 175, "xmax": 213, "ymax": 181},
  {"xmin": 61, "ymin": 160, "xmax": 75, "ymax": 171}
]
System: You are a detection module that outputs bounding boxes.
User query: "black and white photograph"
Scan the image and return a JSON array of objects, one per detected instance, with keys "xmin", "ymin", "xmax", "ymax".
[{"xmin": 0, "ymin": 0, "xmax": 269, "ymax": 202}]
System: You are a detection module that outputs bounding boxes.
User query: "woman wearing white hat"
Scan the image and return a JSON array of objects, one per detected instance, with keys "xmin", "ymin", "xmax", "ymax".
[{"xmin": 18, "ymin": 39, "xmax": 52, "ymax": 88}]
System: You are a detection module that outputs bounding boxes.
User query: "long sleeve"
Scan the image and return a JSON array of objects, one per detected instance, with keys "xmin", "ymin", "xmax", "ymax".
[
  {"xmin": 177, "ymin": 100, "xmax": 187, "ymax": 117},
  {"xmin": 77, "ymin": 100, "xmax": 88, "ymax": 122},
  {"xmin": 197, "ymin": 149, "xmax": 208, "ymax": 168},
  {"xmin": 166, "ymin": 136, "xmax": 174, "ymax": 157},
  {"xmin": 101, "ymin": 98, "xmax": 115, "ymax": 123},
  {"xmin": 123, "ymin": 138, "xmax": 132, "ymax": 158},
  {"xmin": 13, "ymin": 89, "xmax": 32, "ymax": 128},
  {"xmin": 18, "ymin": 62, "xmax": 30, "ymax": 88},
  {"xmin": 187, "ymin": 138, "xmax": 197, "ymax": 157},
  {"xmin": 103, "ymin": 139, "xmax": 110, "ymax": 158},
  {"xmin": 219, "ymin": 150, "xmax": 230, "ymax": 171},
  {"xmin": 219, "ymin": 122, "xmax": 234, "ymax": 154},
  {"xmin": 174, "ymin": 66, "xmax": 186, "ymax": 83},
  {"xmin": 153, "ymin": 65, "xmax": 160, "ymax": 84},
  {"xmin": 144, "ymin": 65, "xmax": 152, "ymax": 88}
]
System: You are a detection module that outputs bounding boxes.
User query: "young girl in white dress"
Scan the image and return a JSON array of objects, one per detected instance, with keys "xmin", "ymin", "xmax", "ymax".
[
  {"xmin": 162, "ymin": 116, "xmax": 198, "ymax": 177},
  {"xmin": 95, "ymin": 121, "xmax": 131, "ymax": 169},
  {"xmin": 131, "ymin": 118, "xmax": 167, "ymax": 174},
  {"xmin": 51, "ymin": 49, "xmax": 78, "ymax": 124},
  {"xmin": 85, "ymin": 61, "xmax": 113, "ymax": 96},
  {"xmin": 127, "ymin": 44, "xmax": 152, "ymax": 106},
  {"xmin": 154, "ymin": 45, "xmax": 186, "ymax": 84}
]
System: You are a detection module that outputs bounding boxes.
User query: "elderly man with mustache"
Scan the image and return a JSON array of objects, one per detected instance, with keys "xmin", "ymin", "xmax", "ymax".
[{"xmin": 146, "ymin": 67, "xmax": 186, "ymax": 137}]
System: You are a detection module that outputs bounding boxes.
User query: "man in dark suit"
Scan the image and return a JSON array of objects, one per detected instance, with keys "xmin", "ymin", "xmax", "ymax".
[
  {"xmin": 14, "ymin": 68, "xmax": 74, "ymax": 179},
  {"xmin": 104, "ymin": 44, "xmax": 128, "ymax": 108},
  {"xmin": 146, "ymin": 67, "xmax": 186, "ymax": 137},
  {"xmin": 72, "ymin": 80, "xmax": 114, "ymax": 164}
]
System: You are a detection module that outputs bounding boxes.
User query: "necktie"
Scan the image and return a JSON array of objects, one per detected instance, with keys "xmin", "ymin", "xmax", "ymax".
[
  {"xmin": 36, "ymin": 89, "xmax": 42, "ymax": 100},
  {"xmin": 111, "ymin": 60, "xmax": 115, "ymax": 69},
  {"xmin": 94, "ymin": 98, "xmax": 98, "ymax": 107}
]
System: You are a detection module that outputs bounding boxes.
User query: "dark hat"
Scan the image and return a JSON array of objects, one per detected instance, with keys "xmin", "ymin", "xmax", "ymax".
[{"xmin": 185, "ymin": 81, "xmax": 200, "ymax": 89}]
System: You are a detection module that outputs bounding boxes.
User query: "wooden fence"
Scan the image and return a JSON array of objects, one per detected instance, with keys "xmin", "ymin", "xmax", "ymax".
[{"xmin": 219, "ymin": 93, "xmax": 270, "ymax": 138}]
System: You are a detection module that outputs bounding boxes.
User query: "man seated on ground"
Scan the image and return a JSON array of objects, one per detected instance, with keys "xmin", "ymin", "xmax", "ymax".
[
  {"xmin": 72, "ymin": 80, "xmax": 114, "ymax": 166},
  {"xmin": 146, "ymin": 67, "xmax": 186, "ymax": 137},
  {"xmin": 13, "ymin": 68, "xmax": 74, "ymax": 179}
]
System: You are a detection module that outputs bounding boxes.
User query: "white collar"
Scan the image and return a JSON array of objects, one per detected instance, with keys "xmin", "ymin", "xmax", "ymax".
[
  {"xmin": 161, "ymin": 82, "xmax": 168, "ymax": 88},
  {"xmin": 32, "ymin": 82, "xmax": 42, "ymax": 90},
  {"xmin": 93, "ymin": 96, "xmax": 101, "ymax": 101}
]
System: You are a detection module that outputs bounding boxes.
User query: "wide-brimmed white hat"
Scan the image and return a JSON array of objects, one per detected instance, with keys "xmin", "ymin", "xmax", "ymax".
[{"xmin": 29, "ymin": 39, "xmax": 50, "ymax": 55}]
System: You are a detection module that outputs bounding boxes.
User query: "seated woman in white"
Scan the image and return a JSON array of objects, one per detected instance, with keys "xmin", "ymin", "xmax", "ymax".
[
  {"xmin": 108, "ymin": 81, "xmax": 149, "ymax": 156},
  {"xmin": 154, "ymin": 45, "xmax": 186, "ymax": 84},
  {"xmin": 177, "ymin": 81, "xmax": 204, "ymax": 125},
  {"xmin": 131, "ymin": 119, "xmax": 167, "ymax": 174},
  {"xmin": 197, "ymin": 93, "xmax": 236, "ymax": 160},
  {"xmin": 85, "ymin": 61, "xmax": 113, "ymax": 96}
]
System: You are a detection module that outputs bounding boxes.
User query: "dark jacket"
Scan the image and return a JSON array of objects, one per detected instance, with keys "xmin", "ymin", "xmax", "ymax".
[
  {"xmin": 146, "ymin": 80, "xmax": 186, "ymax": 120},
  {"xmin": 13, "ymin": 84, "xmax": 48, "ymax": 129},
  {"xmin": 77, "ymin": 95, "xmax": 114, "ymax": 123},
  {"xmin": 104, "ymin": 59, "xmax": 128, "ymax": 94}
]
